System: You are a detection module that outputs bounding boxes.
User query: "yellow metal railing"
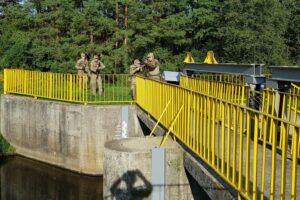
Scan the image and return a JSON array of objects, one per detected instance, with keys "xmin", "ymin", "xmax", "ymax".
[
  {"xmin": 4, "ymin": 69, "xmax": 133, "ymax": 104},
  {"xmin": 180, "ymin": 75, "xmax": 246, "ymax": 105},
  {"xmin": 191, "ymin": 73, "xmax": 244, "ymax": 84},
  {"xmin": 259, "ymin": 89, "xmax": 300, "ymax": 158},
  {"xmin": 136, "ymin": 76, "xmax": 300, "ymax": 200},
  {"xmin": 291, "ymin": 83, "xmax": 300, "ymax": 115}
]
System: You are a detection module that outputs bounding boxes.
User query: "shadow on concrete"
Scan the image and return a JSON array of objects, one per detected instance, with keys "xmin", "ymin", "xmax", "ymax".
[
  {"xmin": 138, "ymin": 118, "xmax": 151, "ymax": 136},
  {"xmin": 185, "ymin": 168, "xmax": 211, "ymax": 200},
  {"xmin": 110, "ymin": 170, "xmax": 152, "ymax": 200}
]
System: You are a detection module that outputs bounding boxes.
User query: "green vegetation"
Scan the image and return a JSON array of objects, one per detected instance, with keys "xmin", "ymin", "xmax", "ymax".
[
  {"xmin": 0, "ymin": 134, "xmax": 15, "ymax": 155},
  {"xmin": 86, "ymin": 84, "xmax": 132, "ymax": 103},
  {"xmin": 0, "ymin": 0, "xmax": 299, "ymax": 73}
]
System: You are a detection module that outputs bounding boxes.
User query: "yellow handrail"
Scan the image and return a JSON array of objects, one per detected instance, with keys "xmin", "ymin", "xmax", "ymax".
[
  {"xmin": 292, "ymin": 83, "xmax": 300, "ymax": 91},
  {"xmin": 160, "ymin": 104, "xmax": 184, "ymax": 147},
  {"xmin": 136, "ymin": 76, "xmax": 300, "ymax": 200},
  {"xmin": 4, "ymin": 69, "xmax": 133, "ymax": 104},
  {"xmin": 149, "ymin": 99, "xmax": 172, "ymax": 137},
  {"xmin": 180, "ymin": 75, "xmax": 246, "ymax": 105}
]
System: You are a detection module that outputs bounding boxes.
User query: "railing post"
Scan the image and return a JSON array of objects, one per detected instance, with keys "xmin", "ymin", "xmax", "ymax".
[
  {"xmin": 69, "ymin": 75, "xmax": 73, "ymax": 101},
  {"xmin": 3, "ymin": 69, "xmax": 7, "ymax": 95}
]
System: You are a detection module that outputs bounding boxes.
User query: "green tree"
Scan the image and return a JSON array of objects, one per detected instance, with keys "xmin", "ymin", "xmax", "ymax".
[
  {"xmin": 216, "ymin": 0, "xmax": 289, "ymax": 65},
  {"xmin": 0, "ymin": 0, "xmax": 297, "ymax": 73}
]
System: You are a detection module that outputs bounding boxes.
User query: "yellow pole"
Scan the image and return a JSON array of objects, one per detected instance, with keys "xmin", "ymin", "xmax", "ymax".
[
  {"xmin": 4, "ymin": 69, "xmax": 7, "ymax": 95},
  {"xmin": 160, "ymin": 104, "xmax": 184, "ymax": 147},
  {"xmin": 69, "ymin": 75, "xmax": 73, "ymax": 101},
  {"xmin": 149, "ymin": 99, "xmax": 172, "ymax": 137},
  {"xmin": 291, "ymin": 128, "xmax": 299, "ymax": 200}
]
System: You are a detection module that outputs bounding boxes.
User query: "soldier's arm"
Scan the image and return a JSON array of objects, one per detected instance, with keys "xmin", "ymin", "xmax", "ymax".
[
  {"xmin": 144, "ymin": 60, "xmax": 157, "ymax": 70},
  {"xmin": 75, "ymin": 60, "xmax": 83, "ymax": 69},
  {"xmin": 99, "ymin": 61, "xmax": 105, "ymax": 70},
  {"xmin": 130, "ymin": 66, "xmax": 135, "ymax": 75},
  {"xmin": 130, "ymin": 65, "xmax": 139, "ymax": 75},
  {"xmin": 85, "ymin": 66, "xmax": 91, "ymax": 76}
]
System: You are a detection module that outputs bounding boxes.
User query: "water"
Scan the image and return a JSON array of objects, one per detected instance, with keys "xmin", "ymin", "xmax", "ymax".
[{"xmin": 0, "ymin": 156, "xmax": 103, "ymax": 200}]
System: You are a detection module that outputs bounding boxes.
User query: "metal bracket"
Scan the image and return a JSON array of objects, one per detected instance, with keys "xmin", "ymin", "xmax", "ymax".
[
  {"xmin": 183, "ymin": 63, "xmax": 264, "ymax": 76},
  {"xmin": 269, "ymin": 66, "xmax": 300, "ymax": 83},
  {"xmin": 152, "ymin": 148, "xmax": 166, "ymax": 200}
]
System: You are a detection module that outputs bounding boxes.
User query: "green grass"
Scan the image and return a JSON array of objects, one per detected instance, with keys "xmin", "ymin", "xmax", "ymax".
[
  {"xmin": 0, "ymin": 134, "xmax": 15, "ymax": 156},
  {"xmin": 86, "ymin": 83, "xmax": 132, "ymax": 103}
]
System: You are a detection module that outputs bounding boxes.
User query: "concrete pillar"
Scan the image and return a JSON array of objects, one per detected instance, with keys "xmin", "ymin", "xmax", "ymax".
[{"xmin": 103, "ymin": 137, "xmax": 193, "ymax": 200}]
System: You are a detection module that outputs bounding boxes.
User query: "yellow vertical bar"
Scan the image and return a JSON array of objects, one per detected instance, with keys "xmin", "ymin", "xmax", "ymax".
[
  {"xmin": 238, "ymin": 107, "xmax": 244, "ymax": 196},
  {"xmin": 291, "ymin": 128, "xmax": 298, "ymax": 200},
  {"xmin": 259, "ymin": 92, "xmax": 266, "ymax": 139},
  {"xmin": 245, "ymin": 111, "xmax": 251, "ymax": 195},
  {"xmin": 64, "ymin": 74, "xmax": 67, "ymax": 100},
  {"xmin": 260, "ymin": 92, "xmax": 270, "ymax": 200},
  {"xmin": 85, "ymin": 74, "xmax": 88, "ymax": 103},
  {"xmin": 269, "ymin": 91, "xmax": 276, "ymax": 144},
  {"xmin": 242, "ymin": 85, "xmax": 245, "ymax": 105},
  {"xmin": 207, "ymin": 96, "xmax": 211, "ymax": 162},
  {"xmin": 252, "ymin": 114, "xmax": 259, "ymax": 200},
  {"xmin": 4, "ymin": 69, "xmax": 7, "ymax": 94},
  {"xmin": 232, "ymin": 106, "xmax": 237, "ymax": 185},
  {"xmin": 216, "ymin": 99, "xmax": 221, "ymax": 170},
  {"xmin": 226, "ymin": 104, "xmax": 231, "ymax": 179},
  {"xmin": 211, "ymin": 99, "xmax": 216, "ymax": 167},
  {"xmin": 270, "ymin": 118, "xmax": 278, "ymax": 200},
  {"xmin": 199, "ymin": 95, "xmax": 203, "ymax": 156},
  {"xmin": 69, "ymin": 75, "xmax": 73, "ymax": 101},
  {"xmin": 41, "ymin": 72, "xmax": 44, "ymax": 97},
  {"xmin": 203, "ymin": 96, "xmax": 207, "ymax": 160},
  {"xmin": 56, "ymin": 73, "xmax": 58, "ymax": 99},
  {"xmin": 221, "ymin": 101, "xmax": 225, "ymax": 174},
  {"xmin": 196, "ymin": 95, "xmax": 200, "ymax": 154},
  {"xmin": 187, "ymin": 91, "xmax": 191, "ymax": 146},
  {"xmin": 50, "ymin": 73, "xmax": 53, "ymax": 99},
  {"xmin": 280, "ymin": 123, "xmax": 287, "ymax": 199},
  {"xmin": 192, "ymin": 93, "xmax": 196, "ymax": 150}
]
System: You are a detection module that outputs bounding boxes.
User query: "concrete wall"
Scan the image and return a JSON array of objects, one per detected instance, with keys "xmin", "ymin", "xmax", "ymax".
[
  {"xmin": 103, "ymin": 137, "xmax": 193, "ymax": 200},
  {"xmin": 136, "ymin": 105, "xmax": 235, "ymax": 199},
  {"xmin": 0, "ymin": 95, "xmax": 143, "ymax": 175}
]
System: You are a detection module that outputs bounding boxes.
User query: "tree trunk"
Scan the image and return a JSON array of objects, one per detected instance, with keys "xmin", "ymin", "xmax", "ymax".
[
  {"xmin": 90, "ymin": 31, "xmax": 94, "ymax": 44},
  {"xmin": 124, "ymin": 4, "xmax": 128, "ymax": 45},
  {"xmin": 115, "ymin": 0, "xmax": 119, "ymax": 49}
]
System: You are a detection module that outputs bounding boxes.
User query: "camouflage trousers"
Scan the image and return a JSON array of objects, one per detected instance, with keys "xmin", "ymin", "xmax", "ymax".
[
  {"xmin": 131, "ymin": 83, "xmax": 136, "ymax": 100},
  {"xmin": 90, "ymin": 73, "xmax": 103, "ymax": 96}
]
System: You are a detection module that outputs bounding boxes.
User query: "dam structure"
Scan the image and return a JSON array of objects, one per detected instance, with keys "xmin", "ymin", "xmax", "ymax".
[{"xmin": 1, "ymin": 64, "xmax": 300, "ymax": 200}]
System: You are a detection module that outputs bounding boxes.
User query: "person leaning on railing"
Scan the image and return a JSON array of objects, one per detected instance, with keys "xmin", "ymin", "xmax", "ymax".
[
  {"xmin": 143, "ymin": 52, "xmax": 160, "ymax": 80},
  {"xmin": 90, "ymin": 55, "xmax": 105, "ymax": 96},
  {"xmin": 130, "ymin": 59, "xmax": 142, "ymax": 100}
]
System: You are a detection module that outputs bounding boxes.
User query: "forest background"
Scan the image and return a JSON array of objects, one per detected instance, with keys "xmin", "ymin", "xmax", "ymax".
[{"xmin": 0, "ymin": 0, "xmax": 299, "ymax": 73}]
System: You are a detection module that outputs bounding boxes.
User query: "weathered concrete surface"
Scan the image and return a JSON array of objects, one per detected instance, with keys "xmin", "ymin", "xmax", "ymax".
[
  {"xmin": 136, "ymin": 106, "xmax": 166, "ymax": 136},
  {"xmin": 136, "ymin": 105, "xmax": 235, "ymax": 199},
  {"xmin": 103, "ymin": 137, "xmax": 193, "ymax": 200},
  {"xmin": 0, "ymin": 95, "xmax": 143, "ymax": 175},
  {"xmin": 183, "ymin": 150, "xmax": 236, "ymax": 200}
]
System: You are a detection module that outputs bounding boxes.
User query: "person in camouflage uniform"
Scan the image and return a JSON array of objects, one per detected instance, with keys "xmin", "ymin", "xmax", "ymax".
[
  {"xmin": 130, "ymin": 59, "xmax": 142, "ymax": 100},
  {"xmin": 75, "ymin": 53, "xmax": 89, "ymax": 76},
  {"xmin": 90, "ymin": 55, "xmax": 105, "ymax": 96},
  {"xmin": 143, "ymin": 52, "xmax": 160, "ymax": 80}
]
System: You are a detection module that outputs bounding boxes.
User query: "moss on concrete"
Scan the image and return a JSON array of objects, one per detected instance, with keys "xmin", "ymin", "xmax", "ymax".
[{"xmin": 0, "ymin": 134, "xmax": 15, "ymax": 155}]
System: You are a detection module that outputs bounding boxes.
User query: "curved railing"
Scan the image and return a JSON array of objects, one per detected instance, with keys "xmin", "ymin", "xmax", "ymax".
[{"xmin": 4, "ymin": 69, "xmax": 133, "ymax": 104}]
